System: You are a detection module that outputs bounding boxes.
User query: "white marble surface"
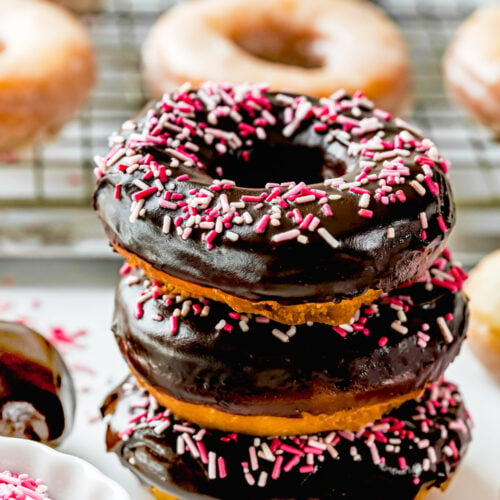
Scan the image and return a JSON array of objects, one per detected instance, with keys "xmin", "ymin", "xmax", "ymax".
[{"xmin": 0, "ymin": 276, "xmax": 499, "ymax": 500}]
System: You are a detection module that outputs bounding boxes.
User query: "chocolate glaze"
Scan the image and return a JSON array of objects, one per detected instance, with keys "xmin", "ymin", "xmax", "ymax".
[
  {"xmin": 112, "ymin": 254, "xmax": 468, "ymax": 417},
  {"xmin": 0, "ymin": 321, "xmax": 75, "ymax": 445},
  {"xmin": 103, "ymin": 378, "xmax": 472, "ymax": 500},
  {"xmin": 94, "ymin": 83, "xmax": 455, "ymax": 304}
]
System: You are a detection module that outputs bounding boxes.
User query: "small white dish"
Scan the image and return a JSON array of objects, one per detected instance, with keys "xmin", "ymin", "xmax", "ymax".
[{"xmin": 0, "ymin": 437, "xmax": 130, "ymax": 500}]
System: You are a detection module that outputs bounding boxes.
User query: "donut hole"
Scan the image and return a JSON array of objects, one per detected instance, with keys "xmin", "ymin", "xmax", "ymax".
[
  {"xmin": 209, "ymin": 142, "xmax": 347, "ymax": 188},
  {"xmin": 232, "ymin": 26, "xmax": 324, "ymax": 69}
]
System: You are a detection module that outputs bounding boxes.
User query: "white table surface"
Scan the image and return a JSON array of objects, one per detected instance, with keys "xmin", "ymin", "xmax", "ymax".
[{"xmin": 0, "ymin": 269, "xmax": 499, "ymax": 500}]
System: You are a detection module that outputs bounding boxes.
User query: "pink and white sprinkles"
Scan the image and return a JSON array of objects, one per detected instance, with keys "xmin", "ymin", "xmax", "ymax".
[
  {"xmin": 0, "ymin": 471, "xmax": 51, "ymax": 500},
  {"xmin": 94, "ymin": 82, "xmax": 450, "ymax": 250},
  {"xmin": 114, "ymin": 378, "xmax": 471, "ymax": 489}
]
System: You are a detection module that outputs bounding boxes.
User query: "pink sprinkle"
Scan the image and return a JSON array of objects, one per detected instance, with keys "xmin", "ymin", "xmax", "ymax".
[
  {"xmin": 333, "ymin": 326, "xmax": 347, "ymax": 338},
  {"xmin": 176, "ymin": 174, "xmax": 190, "ymax": 181},
  {"xmin": 322, "ymin": 204, "xmax": 333, "ymax": 216},
  {"xmin": 170, "ymin": 316, "xmax": 179, "ymax": 335},
  {"xmin": 241, "ymin": 195, "xmax": 262, "ymax": 202},
  {"xmin": 218, "ymin": 457, "xmax": 227, "ymax": 479},
  {"xmin": 283, "ymin": 455, "xmax": 301, "ymax": 472},
  {"xmin": 299, "ymin": 213, "xmax": 314, "ymax": 230},
  {"xmin": 398, "ymin": 456, "xmax": 407, "ymax": 470},
  {"xmin": 135, "ymin": 303, "xmax": 144, "ymax": 319},
  {"xmin": 358, "ymin": 209, "xmax": 373, "ymax": 218},
  {"xmin": 280, "ymin": 444, "xmax": 305, "ymax": 456},
  {"xmin": 254, "ymin": 214, "xmax": 271, "ymax": 234},
  {"xmin": 378, "ymin": 336, "xmax": 388, "ymax": 347},
  {"xmin": 436, "ymin": 215, "xmax": 448, "ymax": 233},
  {"xmin": 299, "ymin": 465, "xmax": 315, "ymax": 474},
  {"xmin": 197, "ymin": 441, "xmax": 209, "ymax": 464},
  {"xmin": 271, "ymin": 455, "xmax": 284, "ymax": 480},
  {"xmin": 119, "ymin": 262, "xmax": 131, "ymax": 275},
  {"xmin": 114, "ymin": 184, "xmax": 122, "ymax": 199},
  {"xmin": 424, "ymin": 176, "xmax": 439, "ymax": 196},
  {"xmin": 132, "ymin": 186, "xmax": 157, "ymax": 201}
]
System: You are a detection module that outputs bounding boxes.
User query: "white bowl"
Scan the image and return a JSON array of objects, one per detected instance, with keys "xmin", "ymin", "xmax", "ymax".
[{"xmin": 0, "ymin": 437, "xmax": 130, "ymax": 500}]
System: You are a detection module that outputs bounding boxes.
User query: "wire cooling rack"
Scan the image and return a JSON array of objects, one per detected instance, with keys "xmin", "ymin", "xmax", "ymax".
[{"xmin": 0, "ymin": 0, "xmax": 499, "ymax": 262}]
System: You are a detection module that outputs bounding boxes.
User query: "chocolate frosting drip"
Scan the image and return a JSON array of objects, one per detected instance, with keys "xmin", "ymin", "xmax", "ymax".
[
  {"xmin": 102, "ymin": 378, "xmax": 472, "ymax": 500},
  {"xmin": 113, "ymin": 254, "xmax": 468, "ymax": 417},
  {"xmin": 0, "ymin": 321, "xmax": 75, "ymax": 445},
  {"xmin": 94, "ymin": 84, "xmax": 455, "ymax": 304}
]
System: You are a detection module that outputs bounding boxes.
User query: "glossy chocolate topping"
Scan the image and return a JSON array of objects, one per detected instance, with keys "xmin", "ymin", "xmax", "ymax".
[
  {"xmin": 0, "ymin": 321, "xmax": 75, "ymax": 445},
  {"xmin": 103, "ymin": 378, "xmax": 472, "ymax": 500},
  {"xmin": 94, "ymin": 83, "xmax": 454, "ymax": 304},
  {"xmin": 112, "ymin": 252, "xmax": 468, "ymax": 417}
]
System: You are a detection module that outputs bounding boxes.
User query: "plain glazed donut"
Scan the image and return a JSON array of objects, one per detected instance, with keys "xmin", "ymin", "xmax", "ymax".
[
  {"xmin": 112, "ymin": 251, "xmax": 468, "ymax": 435},
  {"xmin": 94, "ymin": 83, "xmax": 455, "ymax": 326},
  {"xmin": 103, "ymin": 377, "xmax": 472, "ymax": 500},
  {"xmin": 464, "ymin": 250, "xmax": 500, "ymax": 381},
  {"xmin": 0, "ymin": 0, "xmax": 95, "ymax": 151},
  {"xmin": 142, "ymin": 0, "xmax": 411, "ymax": 115},
  {"xmin": 443, "ymin": 4, "xmax": 500, "ymax": 137}
]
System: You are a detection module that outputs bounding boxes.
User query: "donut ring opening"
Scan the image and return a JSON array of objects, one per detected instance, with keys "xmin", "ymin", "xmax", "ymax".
[{"xmin": 232, "ymin": 24, "xmax": 324, "ymax": 70}]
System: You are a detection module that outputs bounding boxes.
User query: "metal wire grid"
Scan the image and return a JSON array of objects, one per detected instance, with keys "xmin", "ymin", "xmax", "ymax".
[{"xmin": 0, "ymin": 0, "xmax": 499, "ymax": 256}]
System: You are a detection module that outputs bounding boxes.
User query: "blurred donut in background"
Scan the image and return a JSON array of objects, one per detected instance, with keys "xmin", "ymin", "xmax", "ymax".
[
  {"xmin": 142, "ymin": 0, "xmax": 412, "ymax": 115},
  {"xmin": 443, "ymin": 4, "xmax": 500, "ymax": 138},
  {"xmin": 0, "ymin": 0, "xmax": 95, "ymax": 152},
  {"xmin": 465, "ymin": 250, "xmax": 500, "ymax": 381}
]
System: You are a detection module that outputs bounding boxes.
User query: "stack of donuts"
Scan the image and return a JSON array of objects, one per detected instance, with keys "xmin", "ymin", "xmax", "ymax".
[{"xmin": 94, "ymin": 82, "xmax": 472, "ymax": 499}]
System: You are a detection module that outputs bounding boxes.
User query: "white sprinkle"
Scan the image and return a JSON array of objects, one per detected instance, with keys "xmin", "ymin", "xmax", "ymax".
[
  {"xmin": 154, "ymin": 420, "xmax": 170, "ymax": 434},
  {"xmin": 133, "ymin": 179, "xmax": 149, "ymax": 190},
  {"xmin": 243, "ymin": 212, "xmax": 254, "ymax": 224},
  {"xmin": 358, "ymin": 193, "xmax": 371, "ymax": 209},
  {"xmin": 387, "ymin": 227, "xmax": 395, "ymax": 239},
  {"xmin": 410, "ymin": 180, "xmax": 426, "ymax": 196},
  {"xmin": 215, "ymin": 320, "xmax": 226, "ymax": 331},
  {"xmin": 419, "ymin": 212, "xmax": 428, "ymax": 229},
  {"xmin": 257, "ymin": 471, "xmax": 268, "ymax": 488},
  {"xmin": 272, "ymin": 328, "xmax": 290, "ymax": 343},
  {"xmin": 225, "ymin": 231, "xmax": 239, "ymax": 242},
  {"xmin": 176, "ymin": 435, "xmax": 185, "ymax": 455},
  {"xmin": 391, "ymin": 321, "xmax": 408, "ymax": 335},
  {"xmin": 183, "ymin": 432, "xmax": 200, "ymax": 458},
  {"xmin": 317, "ymin": 227, "xmax": 340, "ymax": 249},
  {"xmin": 129, "ymin": 199, "xmax": 145, "ymax": 223},
  {"xmin": 437, "ymin": 316, "xmax": 453, "ymax": 343},
  {"xmin": 295, "ymin": 194, "xmax": 316, "ymax": 204},
  {"xmin": 208, "ymin": 452, "xmax": 217, "ymax": 479},
  {"xmin": 272, "ymin": 229, "xmax": 301, "ymax": 243}
]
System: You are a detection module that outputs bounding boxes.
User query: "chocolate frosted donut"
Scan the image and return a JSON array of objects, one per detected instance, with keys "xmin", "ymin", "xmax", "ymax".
[
  {"xmin": 94, "ymin": 83, "xmax": 454, "ymax": 325},
  {"xmin": 112, "ymin": 251, "xmax": 468, "ymax": 435},
  {"xmin": 0, "ymin": 321, "xmax": 75, "ymax": 445},
  {"xmin": 102, "ymin": 377, "xmax": 472, "ymax": 500}
]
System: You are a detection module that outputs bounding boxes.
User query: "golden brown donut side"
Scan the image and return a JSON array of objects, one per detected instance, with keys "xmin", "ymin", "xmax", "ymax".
[
  {"xmin": 135, "ymin": 369, "xmax": 423, "ymax": 436},
  {"xmin": 113, "ymin": 242, "xmax": 382, "ymax": 326}
]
